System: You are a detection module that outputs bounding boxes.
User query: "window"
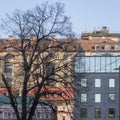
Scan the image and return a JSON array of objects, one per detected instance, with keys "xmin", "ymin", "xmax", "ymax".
[
  {"xmin": 81, "ymin": 79, "xmax": 87, "ymax": 87},
  {"xmin": 95, "ymin": 108, "xmax": 101, "ymax": 118},
  {"xmin": 109, "ymin": 94, "xmax": 115, "ymax": 101},
  {"xmin": 81, "ymin": 94, "xmax": 87, "ymax": 102},
  {"xmin": 7, "ymin": 46, "xmax": 13, "ymax": 50},
  {"xmin": 108, "ymin": 108, "xmax": 115, "ymax": 118},
  {"xmin": 95, "ymin": 45, "xmax": 101, "ymax": 51},
  {"xmin": 95, "ymin": 79, "xmax": 101, "ymax": 87},
  {"xmin": 62, "ymin": 103, "xmax": 66, "ymax": 110},
  {"xmin": 80, "ymin": 108, "xmax": 87, "ymax": 118},
  {"xmin": 4, "ymin": 62, "xmax": 13, "ymax": 78},
  {"xmin": 11, "ymin": 112, "xmax": 16, "ymax": 119},
  {"xmin": 62, "ymin": 116, "xmax": 65, "ymax": 120},
  {"xmin": 95, "ymin": 94, "xmax": 101, "ymax": 102},
  {"xmin": 114, "ymin": 45, "xmax": 120, "ymax": 51},
  {"xmin": 3, "ymin": 112, "xmax": 8, "ymax": 119},
  {"xmin": 105, "ymin": 45, "xmax": 111, "ymax": 51},
  {"xmin": 36, "ymin": 112, "xmax": 42, "ymax": 119},
  {"xmin": 109, "ymin": 79, "xmax": 115, "ymax": 87}
]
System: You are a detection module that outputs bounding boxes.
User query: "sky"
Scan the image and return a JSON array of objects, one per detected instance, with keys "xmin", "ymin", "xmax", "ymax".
[{"xmin": 0, "ymin": 0, "xmax": 120, "ymax": 37}]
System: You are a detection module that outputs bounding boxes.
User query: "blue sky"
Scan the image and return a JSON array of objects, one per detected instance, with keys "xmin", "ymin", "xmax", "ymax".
[{"xmin": 0, "ymin": 0, "xmax": 120, "ymax": 37}]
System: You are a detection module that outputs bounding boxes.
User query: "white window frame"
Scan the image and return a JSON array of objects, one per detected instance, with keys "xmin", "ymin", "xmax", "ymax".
[
  {"xmin": 11, "ymin": 112, "xmax": 16, "ymax": 119},
  {"xmin": 95, "ymin": 94, "xmax": 101, "ymax": 103},
  {"xmin": 109, "ymin": 79, "xmax": 115, "ymax": 87},
  {"xmin": 109, "ymin": 94, "xmax": 115, "ymax": 101},
  {"xmin": 81, "ymin": 79, "xmax": 87, "ymax": 87},
  {"xmin": 95, "ymin": 79, "xmax": 101, "ymax": 87},
  {"xmin": 81, "ymin": 94, "xmax": 87, "ymax": 102},
  {"xmin": 3, "ymin": 112, "xmax": 8, "ymax": 119}
]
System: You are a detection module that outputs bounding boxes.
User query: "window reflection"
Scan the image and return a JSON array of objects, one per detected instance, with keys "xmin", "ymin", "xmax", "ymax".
[{"xmin": 74, "ymin": 56, "xmax": 120, "ymax": 73}]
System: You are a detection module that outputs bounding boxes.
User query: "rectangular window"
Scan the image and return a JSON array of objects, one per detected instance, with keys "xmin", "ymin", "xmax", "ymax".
[
  {"xmin": 81, "ymin": 79, "xmax": 87, "ymax": 87},
  {"xmin": 36, "ymin": 112, "xmax": 42, "ymax": 119},
  {"xmin": 95, "ymin": 94, "xmax": 101, "ymax": 102},
  {"xmin": 3, "ymin": 112, "xmax": 8, "ymax": 119},
  {"xmin": 11, "ymin": 112, "xmax": 16, "ymax": 119},
  {"xmin": 109, "ymin": 79, "xmax": 115, "ymax": 87},
  {"xmin": 80, "ymin": 108, "xmax": 87, "ymax": 118},
  {"xmin": 62, "ymin": 116, "xmax": 65, "ymax": 120},
  {"xmin": 108, "ymin": 108, "xmax": 115, "ymax": 118},
  {"xmin": 95, "ymin": 79, "xmax": 101, "ymax": 87},
  {"xmin": 81, "ymin": 94, "xmax": 87, "ymax": 102},
  {"xmin": 108, "ymin": 94, "xmax": 115, "ymax": 101},
  {"xmin": 95, "ymin": 108, "xmax": 101, "ymax": 118}
]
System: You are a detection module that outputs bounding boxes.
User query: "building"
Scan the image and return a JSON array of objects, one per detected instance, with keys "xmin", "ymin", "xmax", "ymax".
[
  {"xmin": 0, "ymin": 95, "xmax": 57, "ymax": 120},
  {"xmin": 74, "ymin": 31, "xmax": 120, "ymax": 120},
  {"xmin": 0, "ymin": 27, "xmax": 120, "ymax": 120},
  {"xmin": 81, "ymin": 26, "xmax": 120, "ymax": 41},
  {"xmin": 0, "ymin": 36, "xmax": 76, "ymax": 120}
]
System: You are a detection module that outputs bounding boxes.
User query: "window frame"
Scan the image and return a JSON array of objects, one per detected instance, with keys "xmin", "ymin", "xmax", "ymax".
[
  {"xmin": 95, "ymin": 94, "xmax": 101, "ymax": 103},
  {"xmin": 80, "ymin": 108, "xmax": 87, "ymax": 118},
  {"xmin": 95, "ymin": 78, "xmax": 101, "ymax": 87},
  {"xmin": 81, "ymin": 93, "xmax": 87, "ymax": 102},
  {"xmin": 95, "ymin": 108, "xmax": 101, "ymax": 118}
]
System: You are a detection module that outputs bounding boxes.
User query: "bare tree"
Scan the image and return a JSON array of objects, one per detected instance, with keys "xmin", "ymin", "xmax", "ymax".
[{"xmin": 0, "ymin": 2, "xmax": 75, "ymax": 120}]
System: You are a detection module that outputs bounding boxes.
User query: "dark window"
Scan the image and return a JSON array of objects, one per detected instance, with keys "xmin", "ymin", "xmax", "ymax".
[
  {"xmin": 4, "ymin": 62, "xmax": 13, "ymax": 78},
  {"xmin": 80, "ymin": 108, "xmax": 87, "ymax": 118},
  {"xmin": 108, "ymin": 108, "xmax": 115, "ymax": 118},
  {"xmin": 95, "ymin": 108, "xmax": 101, "ymax": 118},
  {"xmin": 62, "ymin": 116, "xmax": 65, "ymax": 120}
]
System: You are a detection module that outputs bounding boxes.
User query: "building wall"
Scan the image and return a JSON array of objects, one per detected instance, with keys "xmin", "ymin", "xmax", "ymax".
[{"xmin": 74, "ymin": 73, "xmax": 120, "ymax": 120}]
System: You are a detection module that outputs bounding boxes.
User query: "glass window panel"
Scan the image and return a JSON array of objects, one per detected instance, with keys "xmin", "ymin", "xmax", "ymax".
[
  {"xmin": 100, "ymin": 57, "xmax": 106, "ymax": 72},
  {"xmin": 81, "ymin": 94, "xmax": 87, "ymax": 102},
  {"xmin": 116, "ymin": 57, "xmax": 120, "ymax": 71},
  {"xmin": 109, "ymin": 79, "xmax": 115, "ymax": 87},
  {"xmin": 111, "ymin": 57, "xmax": 117, "ymax": 72},
  {"xmin": 3, "ymin": 112, "xmax": 8, "ymax": 119},
  {"xmin": 95, "ymin": 108, "xmax": 101, "ymax": 118},
  {"xmin": 108, "ymin": 108, "xmax": 115, "ymax": 118},
  {"xmin": 95, "ymin": 94, "xmax": 101, "ymax": 102},
  {"xmin": 109, "ymin": 94, "xmax": 115, "ymax": 101},
  {"xmin": 81, "ymin": 79, "xmax": 87, "ymax": 87},
  {"xmin": 95, "ymin": 57, "xmax": 101, "ymax": 72},
  {"xmin": 90, "ymin": 57, "xmax": 95, "ymax": 72},
  {"xmin": 106, "ymin": 57, "xmax": 111, "ymax": 72},
  {"xmin": 95, "ymin": 79, "xmax": 101, "ymax": 87},
  {"xmin": 80, "ymin": 108, "xmax": 87, "ymax": 118},
  {"xmin": 74, "ymin": 57, "xmax": 80, "ymax": 73},
  {"xmin": 85, "ymin": 57, "xmax": 90, "ymax": 72}
]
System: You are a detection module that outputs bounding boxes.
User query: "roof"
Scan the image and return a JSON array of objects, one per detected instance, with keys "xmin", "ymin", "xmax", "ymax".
[{"xmin": 30, "ymin": 87, "xmax": 74, "ymax": 101}]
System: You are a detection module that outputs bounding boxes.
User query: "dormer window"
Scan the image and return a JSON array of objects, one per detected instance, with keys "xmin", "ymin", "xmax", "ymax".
[
  {"xmin": 105, "ymin": 45, "xmax": 111, "ymax": 51},
  {"xmin": 63, "ymin": 44, "xmax": 68, "ymax": 51},
  {"xmin": 114, "ymin": 45, "xmax": 120, "ymax": 51},
  {"xmin": 95, "ymin": 45, "xmax": 101, "ymax": 51}
]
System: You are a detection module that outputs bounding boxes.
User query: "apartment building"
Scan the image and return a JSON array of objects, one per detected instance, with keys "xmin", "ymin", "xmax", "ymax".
[
  {"xmin": 0, "ymin": 36, "xmax": 76, "ymax": 120},
  {"xmin": 74, "ymin": 30, "xmax": 120, "ymax": 120}
]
